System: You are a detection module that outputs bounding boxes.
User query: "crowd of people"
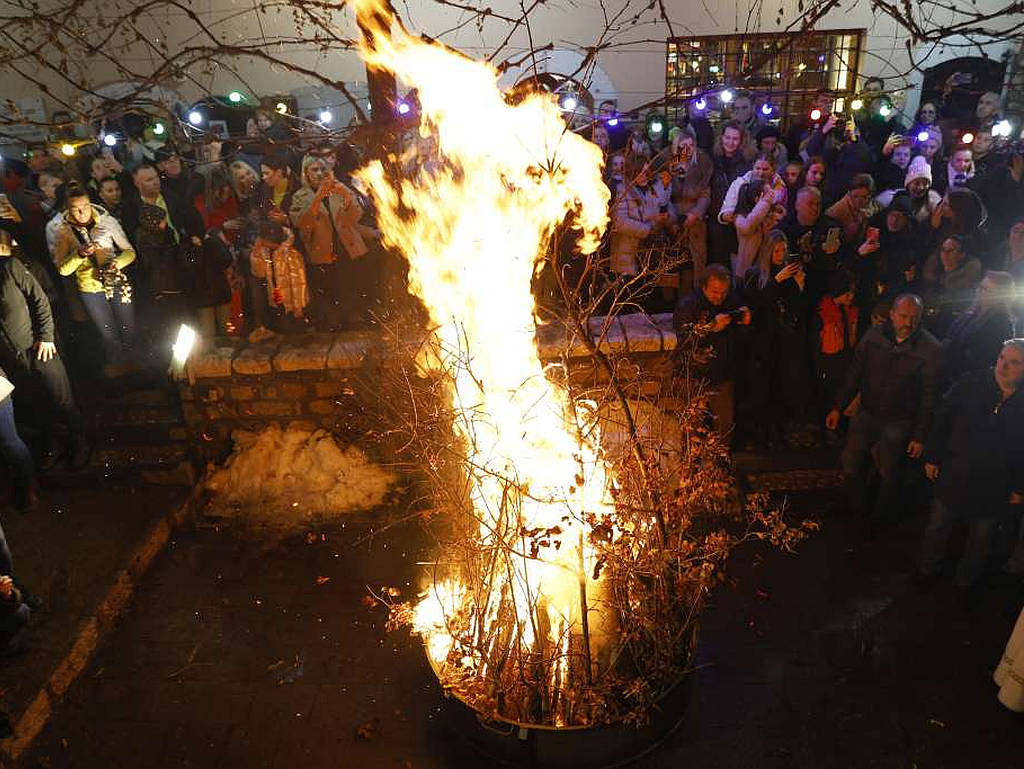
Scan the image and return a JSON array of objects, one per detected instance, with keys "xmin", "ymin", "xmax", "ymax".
[
  {"xmin": 0, "ymin": 77, "xmax": 1019, "ymax": 649},
  {"xmin": 627, "ymin": 80, "xmax": 1023, "ymax": 605},
  {"xmin": 0, "ymin": 112, "xmax": 392, "ymax": 652}
]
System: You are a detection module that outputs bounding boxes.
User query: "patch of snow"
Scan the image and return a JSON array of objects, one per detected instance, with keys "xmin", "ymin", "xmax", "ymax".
[{"xmin": 205, "ymin": 425, "xmax": 397, "ymax": 524}]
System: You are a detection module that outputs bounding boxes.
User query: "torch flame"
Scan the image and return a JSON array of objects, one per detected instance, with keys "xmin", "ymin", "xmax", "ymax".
[{"xmin": 352, "ymin": 0, "xmax": 613, "ymax": 720}]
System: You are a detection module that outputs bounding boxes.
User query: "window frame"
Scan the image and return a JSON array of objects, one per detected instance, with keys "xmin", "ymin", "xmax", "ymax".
[{"xmin": 665, "ymin": 29, "xmax": 865, "ymax": 133}]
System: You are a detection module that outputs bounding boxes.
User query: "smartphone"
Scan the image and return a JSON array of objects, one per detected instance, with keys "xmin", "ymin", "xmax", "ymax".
[{"xmin": 866, "ymin": 226, "xmax": 880, "ymax": 243}]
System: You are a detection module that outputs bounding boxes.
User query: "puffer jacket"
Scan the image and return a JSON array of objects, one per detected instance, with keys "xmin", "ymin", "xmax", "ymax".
[
  {"xmin": 608, "ymin": 184, "xmax": 651, "ymax": 276},
  {"xmin": 49, "ymin": 204, "xmax": 136, "ymax": 294}
]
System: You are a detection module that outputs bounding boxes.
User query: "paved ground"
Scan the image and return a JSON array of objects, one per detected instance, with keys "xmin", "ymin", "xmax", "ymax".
[
  {"xmin": 16, "ymin": 486, "xmax": 1024, "ymax": 769},
  {"xmin": 0, "ymin": 483, "xmax": 187, "ymax": 738}
]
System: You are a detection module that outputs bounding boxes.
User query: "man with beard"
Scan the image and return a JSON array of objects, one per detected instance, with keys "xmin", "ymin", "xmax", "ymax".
[{"xmin": 827, "ymin": 294, "xmax": 942, "ymax": 530}]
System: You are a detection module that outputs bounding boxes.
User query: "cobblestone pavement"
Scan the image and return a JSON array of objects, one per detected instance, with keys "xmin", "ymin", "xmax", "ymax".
[{"xmin": 20, "ymin": 491, "xmax": 1024, "ymax": 769}]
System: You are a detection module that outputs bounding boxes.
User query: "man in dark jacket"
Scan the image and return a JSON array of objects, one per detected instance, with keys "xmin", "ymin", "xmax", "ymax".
[
  {"xmin": 0, "ymin": 230, "xmax": 87, "ymax": 471},
  {"xmin": 917, "ymin": 339, "xmax": 1024, "ymax": 594},
  {"xmin": 826, "ymin": 294, "xmax": 942, "ymax": 522},
  {"xmin": 673, "ymin": 264, "xmax": 751, "ymax": 438}
]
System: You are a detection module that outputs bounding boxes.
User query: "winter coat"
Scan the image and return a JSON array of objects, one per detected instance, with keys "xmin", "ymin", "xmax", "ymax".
[
  {"xmin": 122, "ymin": 188, "xmax": 204, "ymax": 251},
  {"xmin": 250, "ymin": 231, "xmax": 308, "ymax": 317},
  {"xmin": 709, "ymin": 153, "xmax": 750, "ymax": 222},
  {"xmin": 924, "ymin": 369, "xmax": 1024, "ymax": 514},
  {"xmin": 0, "ymin": 256, "xmax": 54, "ymax": 364},
  {"xmin": 942, "ymin": 307, "xmax": 1016, "ymax": 384},
  {"xmin": 672, "ymin": 286, "xmax": 743, "ymax": 384},
  {"xmin": 815, "ymin": 296, "xmax": 859, "ymax": 359},
  {"xmin": 733, "ymin": 187, "xmax": 775, "ymax": 277},
  {"xmin": 833, "ymin": 322, "xmax": 943, "ymax": 441},
  {"xmin": 825, "ymin": 195, "xmax": 870, "ymax": 242},
  {"xmin": 806, "ymin": 130, "xmax": 875, "ymax": 203},
  {"xmin": 193, "ymin": 234, "xmax": 235, "ymax": 308},
  {"xmin": 289, "ymin": 157, "xmax": 371, "ymax": 265},
  {"xmin": 49, "ymin": 204, "xmax": 136, "ymax": 294},
  {"xmin": 609, "ymin": 184, "xmax": 651, "ymax": 276},
  {"xmin": 670, "ymin": 149, "xmax": 712, "ymax": 218},
  {"xmin": 718, "ymin": 171, "xmax": 786, "ymax": 224}
]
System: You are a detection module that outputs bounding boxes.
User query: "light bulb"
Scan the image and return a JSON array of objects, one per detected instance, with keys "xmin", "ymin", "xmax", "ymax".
[
  {"xmin": 102, "ymin": 133, "xmax": 117, "ymax": 147},
  {"xmin": 188, "ymin": 111, "xmax": 203, "ymax": 126},
  {"xmin": 810, "ymin": 108, "xmax": 823, "ymax": 122},
  {"xmin": 275, "ymin": 102, "xmax": 288, "ymax": 114},
  {"xmin": 397, "ymin": 101, "xmax": 411, "ymax": 115},
  {"xmin": 172, "ymin": 324, "xmax": 197, "ymax": 365},
  {"xmin": 153, "ymin": 123, "xmax": 165, "ymax": 136},
  {"xmin": 720, "ymin": 89, "xmax": 734, "ymax": 104},
  {"xmin": 961, "ymin": 132, "xmax": 974, "ymax": 144},
  {"xmin": 694, "ymin": 97, "xmax": 707, "ymax": 111},
  {"xmin": 761, "ymin": 103, "xmax": 773, "ymax": 116},
  {"xmin": 850, "ymin": 98, "xmax": 864, "ymax": 111},
  {"xmin": 227, "ymin": 91, "xmax": 243, "ymax": 103},
  {"xmin": 60, "ymin": 143, "xmax": 75, "ymax": 157},
  {"xmin": 917, "ymin": 131, "xmax": 929, "ymax": 142},
  {"xmin": 607, "ymin": 117, "xmax": 619, "ymax": 127},
  {"xmin": 319, "ymin": 110, "xmax": 333, "ymax": 123},
  {"xmin": 561, "ymin": 96, "xmax": 578, "ymax": 112},
  {"xmin": 650, "ymin": 120, "xmax": 664, "ymax": 135},
  {"xmin": 878, "ymin": 103, "xmax": 893, "ymax": 117}
]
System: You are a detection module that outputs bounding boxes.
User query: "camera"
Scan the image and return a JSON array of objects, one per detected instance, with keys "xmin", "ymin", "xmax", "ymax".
[{"xmin": 727, "ymin": 308, "xmax": 746, "ymax": 322}]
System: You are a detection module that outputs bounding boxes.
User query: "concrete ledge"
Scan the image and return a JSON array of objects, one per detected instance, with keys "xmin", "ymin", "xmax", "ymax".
[
  {"xmin": 0, "ymin": 490, "xmax": 200, "ymax": 763},
  {"xmin": 186, "ymin": 313, "xmax": 677, "ymax": 383}
]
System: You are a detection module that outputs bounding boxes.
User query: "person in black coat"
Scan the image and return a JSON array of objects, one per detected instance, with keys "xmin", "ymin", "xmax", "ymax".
[
  {"xmin": 942, "ymin": 270, "xmax": 1016, "ymax": 385},
  {"xmin": 917, "ymin": 339, "xmax": 1024, "ymax": 591},
  {"xmin": 0, "ymin": 230, "xmax": 87, "ymax": 471},
  {"xmin": 827, "ymin": 294, "xmax": 943, "ymax": 523},
  {"xmin": 673, "ymin": 264, "xmax": 751, "ymax": 439},
  {"xmin": 739, "ymin": 230, "xmax": 809, "ymax": 447}
]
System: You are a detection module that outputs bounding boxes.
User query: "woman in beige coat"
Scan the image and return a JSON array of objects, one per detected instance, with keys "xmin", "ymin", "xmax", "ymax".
[{"xmin": 289, "ymin": 154, "xmax": 375, "ymax": 330}]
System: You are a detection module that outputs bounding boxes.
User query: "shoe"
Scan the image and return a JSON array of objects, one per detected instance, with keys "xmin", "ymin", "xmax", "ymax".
[
  {"xmin": 67, "ymin": 438, "xmax": 91, "ymax": 471},
  {"xmin": 14, "ymin": 483, "xmax": 39, "ymax": 514}
]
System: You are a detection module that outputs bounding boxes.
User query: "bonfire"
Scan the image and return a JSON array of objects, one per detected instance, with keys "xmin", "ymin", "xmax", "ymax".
[{"xmin": 351, "ymin": 0, "xmax": 812, "ymax": 728}]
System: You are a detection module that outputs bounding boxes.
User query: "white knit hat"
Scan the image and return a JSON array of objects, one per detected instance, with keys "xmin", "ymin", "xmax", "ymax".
[{"xmin": 905, "ymin": 154, "xmax": 932, "ymax": 186}]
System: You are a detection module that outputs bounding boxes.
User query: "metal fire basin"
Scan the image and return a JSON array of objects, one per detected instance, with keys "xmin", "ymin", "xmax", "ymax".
[{"xmin": 428, "ymin": 653, "xmax": 693, "ymax": 769}]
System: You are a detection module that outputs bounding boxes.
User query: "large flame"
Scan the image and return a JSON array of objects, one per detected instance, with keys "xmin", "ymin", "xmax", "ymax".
[{"xmin": 352, "ymin": 0, "xmax": 613, "ymax": 720}]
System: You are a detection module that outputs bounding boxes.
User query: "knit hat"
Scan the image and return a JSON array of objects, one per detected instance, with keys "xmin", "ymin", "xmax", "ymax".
[
  {"xmin": 885, "ymin": 190, "xmax": 913, "ymax": 218},
  {"xmin": 905, "ymin": 155, "xmax": 932, "ymax": 187}
]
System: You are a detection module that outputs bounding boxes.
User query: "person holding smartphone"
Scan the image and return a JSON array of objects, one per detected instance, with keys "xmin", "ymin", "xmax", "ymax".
[
  {"xmin": 289, "ymin": 152, "xmax": 375, "ymax": 330},
  {"xmin": 673, "ymin": 264, "xmax": 752, "ymax": 442}
]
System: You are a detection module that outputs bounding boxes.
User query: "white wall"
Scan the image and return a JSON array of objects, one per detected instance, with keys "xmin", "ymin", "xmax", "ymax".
[{"xmin": 3, "ymin": 0, "xmax": 1017, "ymax": 121}]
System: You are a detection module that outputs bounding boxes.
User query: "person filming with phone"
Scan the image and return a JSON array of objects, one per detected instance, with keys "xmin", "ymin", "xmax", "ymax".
[
  {"xmin": 289, "ymin": 151, "xmax": 377, "ymax": 331},
  {"xmin": 673, "ymin": 264, "xmax": 752, "ymax": 442}
]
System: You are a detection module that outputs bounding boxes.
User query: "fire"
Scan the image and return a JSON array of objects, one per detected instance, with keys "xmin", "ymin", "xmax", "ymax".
[{"xmin": 352, "ymin": 0, "xmax": 613, "ymax": 723}]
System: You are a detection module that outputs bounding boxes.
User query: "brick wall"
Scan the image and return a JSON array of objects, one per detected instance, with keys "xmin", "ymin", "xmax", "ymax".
[{"xmin": 178, "ymin": 314, "xmax": 679, "ymax": 463}]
